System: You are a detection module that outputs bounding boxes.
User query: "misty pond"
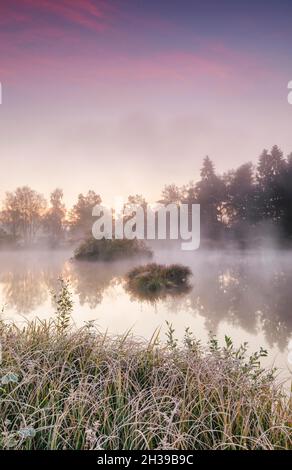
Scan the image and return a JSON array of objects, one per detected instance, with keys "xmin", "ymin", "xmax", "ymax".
[{"xmin": 0, "ymin": 249, "xmax": 291, "ymax": 382}]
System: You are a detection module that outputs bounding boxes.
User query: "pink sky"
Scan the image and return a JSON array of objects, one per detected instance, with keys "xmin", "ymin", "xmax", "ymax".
[{"xmin": 0, "ymin": 0, "xmax": 292, "ymax": 207}]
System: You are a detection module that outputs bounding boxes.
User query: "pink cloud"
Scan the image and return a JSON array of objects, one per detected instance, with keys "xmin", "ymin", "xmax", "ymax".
[
  {"xmin": 28, "ymin": 0, "xmax": 111, "ymax": 32},
  {"xmin": 0, "ymin": 1, "xmax": 281, "ymax": 96},
  {"xmin": 0, "ymin": 44, "xmax": 269, "ymax": 97},
  {"xmin": 0, "ymin": 0, "xmax": 114, "ymax": 32}
]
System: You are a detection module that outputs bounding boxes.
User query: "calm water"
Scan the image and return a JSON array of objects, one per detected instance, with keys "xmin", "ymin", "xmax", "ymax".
[{"xmin": 1, "ymin": 249, "xmax": 292, "ymax": 382}]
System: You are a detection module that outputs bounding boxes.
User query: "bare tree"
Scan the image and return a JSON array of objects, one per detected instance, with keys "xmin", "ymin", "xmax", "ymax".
[{"xmin": 1, "ymin": 186, "xmax": 47, "ymax": 244}]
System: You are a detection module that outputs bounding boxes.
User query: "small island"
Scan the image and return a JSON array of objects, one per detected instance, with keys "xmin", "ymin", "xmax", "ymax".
[
  {"xmin": 125, "ymin": 263, "xmax": 192, "ymax": 301},
  {"xmin": 74, "ymin": 237, "xmax": 153, "ymax": 262}
]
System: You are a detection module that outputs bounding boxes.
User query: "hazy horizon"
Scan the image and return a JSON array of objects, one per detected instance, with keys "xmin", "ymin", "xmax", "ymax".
[{"xmin": 1, "ymin": 0, "xmax": 292, "ymax": 207}]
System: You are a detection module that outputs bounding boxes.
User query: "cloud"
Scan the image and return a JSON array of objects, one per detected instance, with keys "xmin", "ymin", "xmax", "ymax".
[
  {"xmin": 0, "ymin": 34, "xmax": 269, "ymax": 94},
  {"xmin": 0, "ymin": 0, "xmax": 285, "ymax": 98},
  {"xmin": 27, "ymin": 0, "xmax": 112, "ymax": 32},
  {"xmin": 0, "ymin": 0, "xmax": 114, "ymax": 33}
]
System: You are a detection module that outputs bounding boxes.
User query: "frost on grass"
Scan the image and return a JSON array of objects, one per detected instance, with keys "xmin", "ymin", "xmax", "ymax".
[{"xmin": 0, "ymin": 284, "xmax": 291, "ymax": 450}]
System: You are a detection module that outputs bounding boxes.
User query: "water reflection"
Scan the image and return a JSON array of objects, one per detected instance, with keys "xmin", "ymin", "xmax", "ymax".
[
  {"xmin": 125, "ymin": 278, "xmax": 191, "ymax": 304},
  {"xmin": 67, "ymin": 259, "xmax": 139, "ymax": 308},
  {"xmin": 0, "ymin": 252, "xmax": 61, "ymax": 313},
  {"xmin": 1, "ymin": 270, "xmax": 47, "ymax": 313},
  {"xmin": 0, "ymin": 250, "xmax": 291, "ymax": 350},
  {"xmin": 160, "ymin": 252, "xmax": 292, "ymax": 350},
  {"xmin": 201, "ymin": 259, "xmax": 292, "ymax": 350}
]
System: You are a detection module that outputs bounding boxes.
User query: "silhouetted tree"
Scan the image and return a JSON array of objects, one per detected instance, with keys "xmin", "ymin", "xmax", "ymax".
[
  {"xmin": 126, "ymin": 194, "xmax": 147, "ymax": 211},
  {"xmin": 159, "ymin": 184, "xmax": 183, "ymax": 205},
  {"xmin": 279, "ymin": 152, "xmax": 292, "ymax": 238},
  {"xmin": 256, "ymin": 146, "xmax": 286, "ymax": 224},
  {"xmin": 43, "ymin": 189, "xmax": 66, "ymax": 246},
  {"xmin": 69, "ymin": 190, "xmax": 102, "ymax": 238},
  {"xmin": 226, "ymin": 162, "xmax": 257, "ymax": 236},
  {"xmin": 1, "ymin": 145, "xmax": 292, "ymax": 247},
  {"xmin": 122, "ymin": 194, "xmax": 148, "ymax": 237},
  {"xmin": 195, "ymin": 157, "xmax": 226, "ymax": 239}
]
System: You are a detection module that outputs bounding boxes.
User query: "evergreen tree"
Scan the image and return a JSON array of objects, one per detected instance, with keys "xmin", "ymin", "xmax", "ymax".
[
  {"xmin": 195, "ymin": 157, "xmax": 226, "ymax": 239},
  {"xmin": 43, "ymin": 189, "xmax": 66, "ymax": 246},
  {"xmin": 256, "ymin": 146, "xmax": 286, "ymax": 223}
]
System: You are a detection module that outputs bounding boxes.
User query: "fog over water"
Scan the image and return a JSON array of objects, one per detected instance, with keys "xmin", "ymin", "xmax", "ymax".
[{"xmin": 0, "ymin": 248, "xmax": 291, "ymax": 382}]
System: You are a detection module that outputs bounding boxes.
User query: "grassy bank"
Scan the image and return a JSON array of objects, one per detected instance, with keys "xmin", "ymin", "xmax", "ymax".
[{"xmin": 0, "ymin": 282, "xmax": 291, "ymax": 450}]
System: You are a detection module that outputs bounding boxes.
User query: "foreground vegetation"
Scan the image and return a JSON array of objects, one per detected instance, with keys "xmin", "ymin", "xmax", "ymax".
[
  {"xmin": 74, "ymin": 237, "xmax": 152, "ymax": 262},
  {"xmin": 0, "ymin": 281, "xmax": 291, "ymax": 450},
  {"xmin": 126, "ymin": 263, "xmax": 192, "ymax": 301}
]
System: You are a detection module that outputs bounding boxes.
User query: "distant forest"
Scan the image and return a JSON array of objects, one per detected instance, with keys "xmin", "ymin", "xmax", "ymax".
[{"xmin": 1, "ymin": 145, "xmax": 292, "ymax": 248}]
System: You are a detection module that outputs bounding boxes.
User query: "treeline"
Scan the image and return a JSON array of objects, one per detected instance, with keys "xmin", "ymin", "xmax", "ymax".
[
  {"xmin": 161, "ymin": 144, "xmax": 292, "ymax": 244},
  {"xmin": 0, "ymin": 188, "xmax": 102, "ymax": 247},
  {"xmin": 1, "ymin": 145, "xmax": 292, "ymax": 247}
]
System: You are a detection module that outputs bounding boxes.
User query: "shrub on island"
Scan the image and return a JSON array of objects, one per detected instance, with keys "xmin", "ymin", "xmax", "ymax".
[
  {"xmin": 74, "ymin": 237, "xmax": 153, "ymax": 262},
  {"xmin": 126, "ymin": 263, "xmax": 192, "ymax": 301}
]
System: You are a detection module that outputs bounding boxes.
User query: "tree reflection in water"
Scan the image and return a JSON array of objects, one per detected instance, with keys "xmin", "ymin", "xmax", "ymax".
[
  {"xmin": 162, "ymin": 251, "xmax": 292, "ymax": 350},
  {"xmin": 67, "ymin": 259, "xmax": 140, "ymax": 308},
  {"xmin": 0, "ymin": 250, "xmax": 291, "ymax": 349}
]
